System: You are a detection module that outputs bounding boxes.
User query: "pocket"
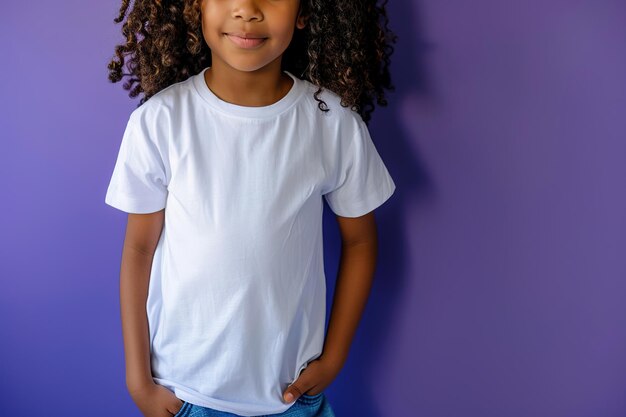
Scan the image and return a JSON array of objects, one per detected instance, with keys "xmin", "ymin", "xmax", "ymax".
[{"xmin": 297, "ymin": 391, "xmax": 324, "ymax": 405}]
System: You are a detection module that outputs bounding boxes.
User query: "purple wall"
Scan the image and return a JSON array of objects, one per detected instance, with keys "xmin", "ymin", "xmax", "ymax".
[{"xmin": 2, "ymin": 1, "xmax": 625, "ymax": 416}]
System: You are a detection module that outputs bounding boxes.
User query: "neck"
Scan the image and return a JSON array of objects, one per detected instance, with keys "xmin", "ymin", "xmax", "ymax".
[{"xmin": 203, "ymin": 59, "xmax": 293, "ymax": 107}]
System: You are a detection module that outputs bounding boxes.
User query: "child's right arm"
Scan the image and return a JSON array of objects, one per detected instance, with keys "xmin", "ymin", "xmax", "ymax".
[
  {"xmin": 119, "ymin": 210, "xmax": 184, "ymax": 417},
  {"xmin": 120, "ymin": 210, "xmax": 164, "ymax": 393}
]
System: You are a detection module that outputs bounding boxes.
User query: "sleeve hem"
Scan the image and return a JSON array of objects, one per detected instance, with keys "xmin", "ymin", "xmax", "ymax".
[
  {"xmin": 325, "ymin": 180, "xmax": 396, "ymax": 218},
  {"xmin": 105, "ymin": 190, "xmax": 166, "ymax": 214}
]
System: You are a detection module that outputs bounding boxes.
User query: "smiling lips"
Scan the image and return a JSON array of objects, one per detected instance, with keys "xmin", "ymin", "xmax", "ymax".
[{"xmin": 225, "ymin": 33, "xmax": 268, "ymax": 49}]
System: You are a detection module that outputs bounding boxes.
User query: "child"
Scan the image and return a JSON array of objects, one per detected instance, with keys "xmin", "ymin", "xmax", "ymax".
[{"xmin": 105, "ymin": 0, "xmax": 397, "ymax": 416}]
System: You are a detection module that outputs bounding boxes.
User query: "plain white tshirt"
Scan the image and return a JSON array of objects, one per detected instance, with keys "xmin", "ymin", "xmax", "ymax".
[{"xmin": 105, "ymin": 66, "xmax": 396, "ymax": 416}]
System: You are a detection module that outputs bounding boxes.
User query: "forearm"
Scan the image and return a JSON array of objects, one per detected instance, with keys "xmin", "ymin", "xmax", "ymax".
[
  {"xmin": 322, "ymin": 240, "xmax": 377, "ymax": 367},
  {"xmin": 120, "ymin": 245, "xmax": 155, "ymax": 392}
]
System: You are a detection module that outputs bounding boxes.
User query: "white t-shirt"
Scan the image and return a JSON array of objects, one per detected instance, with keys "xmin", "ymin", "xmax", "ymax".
[{"xmin": 105, "ymin": 67, "xmax": 396, "ymax": 416}]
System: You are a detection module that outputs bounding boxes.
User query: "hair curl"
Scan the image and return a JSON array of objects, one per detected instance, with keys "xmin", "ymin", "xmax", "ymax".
[{"xmin": 107, "ymin": 0, "xmax": 397, "ymax": 124}]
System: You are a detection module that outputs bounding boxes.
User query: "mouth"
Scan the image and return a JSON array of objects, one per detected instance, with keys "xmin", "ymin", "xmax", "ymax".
[
  {"xmin": 224, "ymin": 33, "xmax": 268, "ymax": 49},
  {"xmin": 225, "ymin": 32, "xmax": 267, "ymax": 39}
]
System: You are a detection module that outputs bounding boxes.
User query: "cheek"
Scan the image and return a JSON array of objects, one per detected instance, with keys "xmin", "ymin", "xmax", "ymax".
[
  {"xmin": 201, "ymin": 16, "xmax": 220, "ymax": 43},
  {"xmin": 274, "ymin": 25, "xmax": 296, "ymax": 46},
  {"xmin": 200, "ymin": 5, "xmax": 221, "ymax": 36}
]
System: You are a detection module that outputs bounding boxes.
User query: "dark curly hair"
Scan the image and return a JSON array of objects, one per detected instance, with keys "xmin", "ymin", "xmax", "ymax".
[{"xmin": 107, "ymin": 0, "xmax": 397, "ymax": 124}]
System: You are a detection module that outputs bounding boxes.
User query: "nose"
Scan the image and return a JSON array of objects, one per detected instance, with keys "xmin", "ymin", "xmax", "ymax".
[{"xmin": 231, "ymin": 0, "xmax": 263, "ymax": 22}]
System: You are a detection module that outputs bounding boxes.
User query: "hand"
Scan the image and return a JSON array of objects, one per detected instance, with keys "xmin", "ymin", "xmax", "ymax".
[
  {"xmin": 282, "ymin": 355, "xmax": 342, "ymax": 404},
  {"xmin": 128, "ymin": 381, "xmax": 185, "ymax": 417}
]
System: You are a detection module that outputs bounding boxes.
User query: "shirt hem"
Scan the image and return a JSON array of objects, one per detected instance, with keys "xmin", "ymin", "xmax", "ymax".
[{"xmin": 153, "ymin": 378, "xmax": 294, "ymax": 417}]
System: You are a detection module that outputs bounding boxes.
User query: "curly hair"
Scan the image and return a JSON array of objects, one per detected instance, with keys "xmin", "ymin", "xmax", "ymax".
[{"xmin": 107, "ymin": 0, "xmax": 397, "ymax": 124}]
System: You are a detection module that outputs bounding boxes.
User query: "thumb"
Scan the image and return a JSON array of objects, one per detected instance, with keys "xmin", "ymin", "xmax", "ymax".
[{"xmin": 283, "ymin": 382, "xmax": 304, "ymax": 403}]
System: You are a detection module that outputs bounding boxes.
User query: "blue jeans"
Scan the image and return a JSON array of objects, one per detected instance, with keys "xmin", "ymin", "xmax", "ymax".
[{"xmin": 173, "ymin": 392, "xmax": 336, "ymax": 417}]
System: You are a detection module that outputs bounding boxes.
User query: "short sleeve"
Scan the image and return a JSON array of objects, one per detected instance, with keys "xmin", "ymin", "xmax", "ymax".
[
  {"xmin": 104, "ymin": 111, "xmax": 169, "ymax": 214},
  {"xmin": 324, "ymin": 118, "xmax": 396, "ymax": 217}
]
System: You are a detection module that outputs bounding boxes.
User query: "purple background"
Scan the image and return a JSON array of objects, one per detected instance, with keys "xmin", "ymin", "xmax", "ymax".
[{"xmin": 2, "ymin": 1, "xmax": 625, "ymax": 416}]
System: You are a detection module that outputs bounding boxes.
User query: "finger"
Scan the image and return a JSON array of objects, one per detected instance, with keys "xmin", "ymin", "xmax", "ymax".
[
  {"xmin": 283, "ymin": 383, "xmax": 303, "ymax": 403},
  {"xmin": 169, "ymin": 399, "xmax": 184, "ymax": 415}
]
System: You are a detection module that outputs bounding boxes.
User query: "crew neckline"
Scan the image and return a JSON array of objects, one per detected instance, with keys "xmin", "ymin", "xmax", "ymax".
[{"xmin": 192, "ymin": 66, "xmax": 304, "ymax": 118}]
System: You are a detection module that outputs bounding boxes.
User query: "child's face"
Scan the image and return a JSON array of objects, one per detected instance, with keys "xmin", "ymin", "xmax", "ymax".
[{"xmin": 201, "ymin": 0, "xmax": 307, "ymax": 73}]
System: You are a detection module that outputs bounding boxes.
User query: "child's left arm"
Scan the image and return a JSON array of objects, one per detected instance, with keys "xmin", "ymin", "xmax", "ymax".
[
  {"xmin": 283, "ymin": 211, "xmax": 379, "ymax": 402},
  {"xmin": 322, "ymin": 211, "xmax": 379, "ymax": 367}
]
